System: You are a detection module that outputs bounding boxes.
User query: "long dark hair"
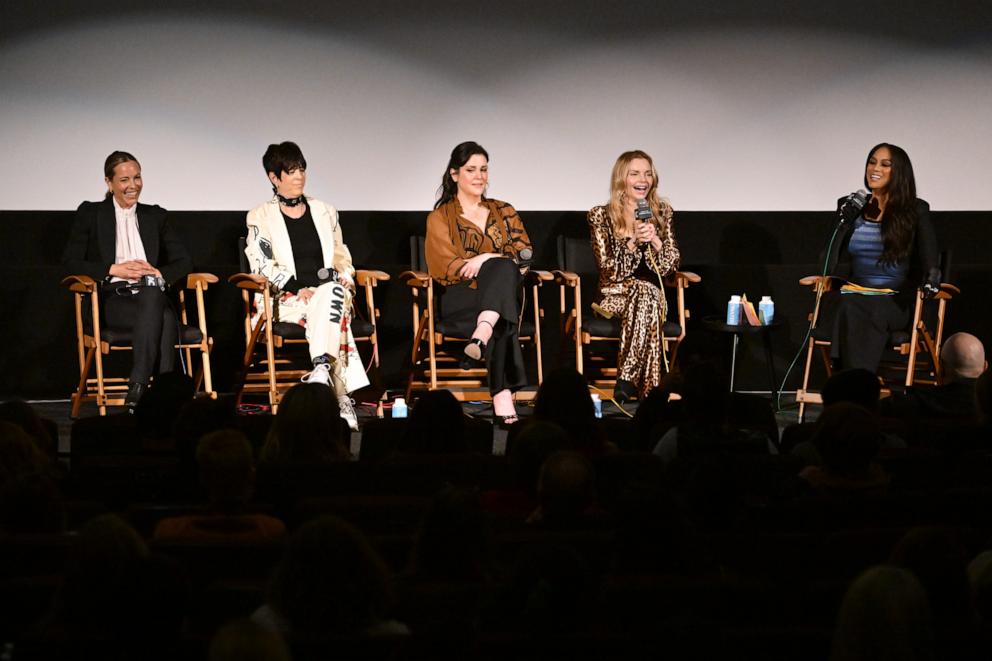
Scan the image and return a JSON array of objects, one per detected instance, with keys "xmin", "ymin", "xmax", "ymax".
[
  {"xmin": 434, "ymin": 141, "xmax": 489, "ymax": 209},
  {"xmin": 864, "ymin": 142, "xmax": 917, "ymax": 264},
  {"xmin": 103, "ymin": 150, "xmax": 139, "ymax": 200}
]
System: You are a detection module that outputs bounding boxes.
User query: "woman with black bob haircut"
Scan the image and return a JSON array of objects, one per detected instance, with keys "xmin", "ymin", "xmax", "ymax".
[
  {"xmin": 245, "ymin": 141, "xmax": 368, "ymax": 430},
  {"xmin": 824, "ymin": 143, "xmax": 940, "ymax": 372},
  {"xmin": 425, "ymin": 142, "xmax": 533, "ymax": 424}
]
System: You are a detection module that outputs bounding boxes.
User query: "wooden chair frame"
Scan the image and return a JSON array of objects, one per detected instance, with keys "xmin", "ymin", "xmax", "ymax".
[
  {"xmin": 794, "ymin": 275, "xmax": 960, "ymax": 422},
  {"xmin": 554, "ymin": 267, "xmax": 700, "ymax": 391},
  {"xmin": 401, "ymin": 265, "xmax": 552, "ymax": 402},
  {"xmin": 229, "ymin": 269, "xmax": 389, "ymax": 413},
  {"xmin": 63, "ymin": 273, "xmax": 218, "ymax": 417}
]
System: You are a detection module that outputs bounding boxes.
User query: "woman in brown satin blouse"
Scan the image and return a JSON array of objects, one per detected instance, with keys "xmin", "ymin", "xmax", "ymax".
[
  {"xmin": 588, "ymin": 150, "xmax": 680, "ymax": 402},
  {"xmin": 425, "ymin": 142, "xmax": 533, "ymax": 424}
]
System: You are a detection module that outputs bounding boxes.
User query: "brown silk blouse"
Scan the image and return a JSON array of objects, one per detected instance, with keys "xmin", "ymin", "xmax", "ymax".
[{"xmin": 425, "ymin": 198, "xmax": 532, "ymax": 286}]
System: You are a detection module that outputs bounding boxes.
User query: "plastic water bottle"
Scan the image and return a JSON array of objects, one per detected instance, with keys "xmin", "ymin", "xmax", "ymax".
[
  {"xmin": 392, "ymin": 397, "xmax": 408, "ymax": 419},
  {"xmin": 759, "ymin": 296, "xmax": 775, "ymax": 325},
  {"xmin": 726, "ymin": 295, "xmax": 742, "ymax": 325},
  {"xmin": 591, "ymin": 393, "xmax": 603, "ymax": 418}
]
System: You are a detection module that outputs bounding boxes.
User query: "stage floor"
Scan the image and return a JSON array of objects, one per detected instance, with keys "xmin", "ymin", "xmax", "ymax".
[{"xmin": 26, "ymin": 392, "xmax": 814, "ymax": 457}]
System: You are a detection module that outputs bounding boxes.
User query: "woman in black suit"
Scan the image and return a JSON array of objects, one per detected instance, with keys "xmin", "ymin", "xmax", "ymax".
[
  {"xmin": 824, "ymin": 143, "xmax": 939, "ymax": 372},
  {"xmin": 62, "ymin": 151, "xmax": 192, "ymax": 410}
]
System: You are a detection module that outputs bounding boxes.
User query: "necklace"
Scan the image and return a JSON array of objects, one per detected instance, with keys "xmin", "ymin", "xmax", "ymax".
[{"xmin": 277, "ymin": 194, "xmax": 306, "ymax": 207}]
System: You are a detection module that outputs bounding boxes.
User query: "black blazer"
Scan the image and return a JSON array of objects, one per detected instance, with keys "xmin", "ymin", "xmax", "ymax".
[
  {"xmin": 62, "ymin": 198, "xmax": 192, "ymax": 285},
  {"xmin": 824, "ymin": 196, "xmax": 938, "ymax": 292}
]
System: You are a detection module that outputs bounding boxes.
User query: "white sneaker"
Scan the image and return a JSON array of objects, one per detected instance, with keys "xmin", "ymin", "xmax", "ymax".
[
  {"xmin": 301, "ymin": 362, "xmax": 331, "ymax": 386},
  {"xmin": 338, "ymin": 395, "xmax": 359, "ymax": 431}
]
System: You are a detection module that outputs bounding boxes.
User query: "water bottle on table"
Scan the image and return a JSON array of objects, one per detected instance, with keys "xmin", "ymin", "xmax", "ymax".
[
  {"xmin": 759, "ymin": 296, "xmax": 775, "ymax": 325},
  {"xmin": 726, "ymin": 295, "xmax": 742, "ymax": 325}
]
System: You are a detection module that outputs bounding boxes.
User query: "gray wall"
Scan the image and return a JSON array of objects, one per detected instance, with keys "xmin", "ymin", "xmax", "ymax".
[{"xmin": 2, "ymin": 1, "xmax": 990, "ymax": 211}]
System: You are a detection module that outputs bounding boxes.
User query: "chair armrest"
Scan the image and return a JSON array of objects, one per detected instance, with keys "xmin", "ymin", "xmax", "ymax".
[
  {"xmin": 799, "ymin": 274, "xmax": 845, "ymax": 291},
  {"xmin": 524, "ymin": 269, "xmax": 554, "ymax": 286},
  {"xmin": 61, "ymin": 275, "xmax": 98, "ymax": 293},
  {"xmin": 922, "ymin": 283, "xmax": 960, "ymax": 300},
  {"xmin": 186, "ymin": 273, "xmax": 219, "ymax": 289},
  {"xmin": 228, "ymin": 272, "xmax": 268, "ymax": 291},
  {"xmin": 399, "ymin": 270, "xmax": 431, "ymax": 288},
  {"xmin": 667, "ymin": 270, "xmax": 701, "ymax": 287},
  {"xmin": 356, "ymin": 269, "xmax": 390, "ymax": 286},
  {"xmin": 552, "ymin": 270, "xmax": 581, "ymax": 287}
]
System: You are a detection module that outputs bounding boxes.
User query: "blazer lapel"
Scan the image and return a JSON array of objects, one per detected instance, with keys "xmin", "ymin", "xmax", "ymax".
[
  {"xmin": 97, "ymin": 199, "xmax": 117, "ymax": 265},
  {"xmin": 136, "ymin": 203, "xmax": 159, "ymax": 264},
  {"xmin": 309, "ymin": 199, "xmax": 335, "ymax": 267}
]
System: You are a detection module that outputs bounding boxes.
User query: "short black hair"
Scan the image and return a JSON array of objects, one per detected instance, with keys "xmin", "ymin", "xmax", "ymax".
[{"xmin": 262, "ymin": 142, "xmax": 307, "ymax": 179}]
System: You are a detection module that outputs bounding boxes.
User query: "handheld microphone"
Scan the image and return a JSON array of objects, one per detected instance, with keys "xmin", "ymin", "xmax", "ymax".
[
  {"xmin": 516, "ymin": 247, "xmax": 534, "ymax": 268},
  {"xmin": 838, "ymin": 189, "xmax": 869, "ymax": 225},
  {"xmin": 635, "ymin": 198, "xmax": 653, "ymax": 222}
]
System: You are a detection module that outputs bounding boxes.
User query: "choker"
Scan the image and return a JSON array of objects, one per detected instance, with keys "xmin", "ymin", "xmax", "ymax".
[{"xmin": 277, "ymin": 194, "xmax": 306, "ymax": 207}]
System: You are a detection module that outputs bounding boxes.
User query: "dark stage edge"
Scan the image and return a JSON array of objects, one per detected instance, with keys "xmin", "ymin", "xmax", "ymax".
[{"xmin": 28, "ymin": 392, "xmax": 816, "ymax": 458}]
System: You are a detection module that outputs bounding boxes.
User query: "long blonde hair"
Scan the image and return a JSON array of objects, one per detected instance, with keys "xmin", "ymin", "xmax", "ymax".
[{"xmin": 607, "ymin": 150, "xmax": 671, "ymax": 235}]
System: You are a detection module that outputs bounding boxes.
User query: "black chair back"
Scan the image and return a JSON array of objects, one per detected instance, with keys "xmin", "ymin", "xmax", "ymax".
[
  {"xmin": 411, "ymin": 235, "xmax": 428, "ymax": 272},
  {"xmin": 238, "ymin": 236, "xmax": 249, "ymax": 273},
  {"xmin": 557, "ymin": 236, "xmax": 599, "ymax": 278}
]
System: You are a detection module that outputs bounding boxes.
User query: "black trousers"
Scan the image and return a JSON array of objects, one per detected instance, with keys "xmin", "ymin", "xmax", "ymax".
[
  {"xmin": 441, "ymin": 257, "xmax": 527, "ymax": 394},
  {"xmin": 823, "ymin": 291, "xmax": 912, "ymax": 372},
  {"xmin": 102, "ymin": 285, "xmax": 178, "ymax": 384}
]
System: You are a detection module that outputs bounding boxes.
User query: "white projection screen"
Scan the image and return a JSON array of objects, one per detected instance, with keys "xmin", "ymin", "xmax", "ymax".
[{"xmin": 1, "ymin": 1, "xmax": 990, "ymax": 211}]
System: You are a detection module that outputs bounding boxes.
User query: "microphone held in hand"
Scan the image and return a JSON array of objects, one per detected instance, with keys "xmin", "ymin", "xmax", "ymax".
[
  {"xmin": 839, "ymin": 189, "xmax": 869, "ymax": 224},
  {"xmin": 515, "ymin": 247, "xmax": 534, "ymax": 269},
  {"xmin": 635, "ymin": 198, "xmax": 653, "ymax": 222}
]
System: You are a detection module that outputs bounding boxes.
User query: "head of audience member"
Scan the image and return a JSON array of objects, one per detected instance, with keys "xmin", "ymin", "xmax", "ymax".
[
  {"xmin": 0, "ymin": 399, "xmax": 56, "ymax": 459},
  {"xmin": 810, "ymin": 402, "xmax": 882, "ymax": 479},
  {"xmin": 939, "ymin": 332, "xmax": 987, "ymax": 384},
  {"xmin": 401, "ymin": 389, "xmax": 467, "ymax": 454},
  {"xmin": 135, "ymin": 371, "xmax": 195, "ymax": 440},
  {"xmin": 822, "ymin": 369, "xmax": 882, "ymax": 412},
  {"xmin": 261, "ymin": 383, "xmax": 347, "ymax": 465},
  {"xmin": 267, "ymin": 515, "xmax": 395, "ymax": 635},
  {"xmin": 411, "ymin": 485, "xmax": 490, "ymax": 581},
  {"xmin": 52, "ymin": 514, "xmax": 151, "ymax": 636},
  {"xmin": 0, "ymin": 471, "xmax": 65, "ymax": 534},
  {"xmin": 679, "ymin": 362, "xmax": 729, "ymax": 429},
  {"xmin": 632, "ymin": 384, "xmax": 681, "ymax": 452},
  {"xmin": 830, "ymin": 565, "xmax": 933, "ymax": 661},
  {"xmin": 967, "ymin": 550, "xmax": 992, "ymax": 626},
  {"xmin": 507, "ymin": 420, "xmax": 573, "ymax": 497},
  {"xmin": 533, "ymin": 451, "xmax": 597, "ymax": 526},
  {"xmin": 533, "ymin": 368, "xmax": 600, "ymax": 452},
  {"xmin": 0, "ymin": 421, "xmax": 50, "ymax": 484},
  {"xmin": 209, "ymin": 618, "xmax": 291, "ymax": 661},
  {"xmin": 263, "ymin": 141, "xmax": 307, "ymax": 197},
  {"xmin": 435, "ymin": 141, "xmax": 489, "ymax": 209},
  {"xmin": 890, "ymin": 527, "xmax": 972, "ymax": 627},
  {"xmin": 501, "ymin": 543, "xmax": 599, "ymax": 635},
  {"xmin": 196, "ymin": 430, "xmax": 257, "ymax": 511},
  {"xmin": 174, "ymin": 395, "xmax": 239, "ymax": 480},
  {"xmin": 103, "ymin": 150, "xmax": 142, "ymax": 207}
]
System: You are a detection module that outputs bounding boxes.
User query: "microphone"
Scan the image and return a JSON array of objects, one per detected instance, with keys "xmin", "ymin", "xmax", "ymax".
[
  {"xmin": 516, "ymin": 247, "xmax": 533, "ymax": 268},
  {"xmin": 635, "ymin": 198, "xmax": 653, "ymax": 222},
  {"xmin": 838, "ymin": 189, "xmax": 869, "ymax": 225}
]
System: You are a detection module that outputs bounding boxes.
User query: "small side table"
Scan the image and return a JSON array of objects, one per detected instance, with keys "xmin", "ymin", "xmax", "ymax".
[{"xmin": 701, "ymin": 316, "xmax": 782, "ymax": 400}]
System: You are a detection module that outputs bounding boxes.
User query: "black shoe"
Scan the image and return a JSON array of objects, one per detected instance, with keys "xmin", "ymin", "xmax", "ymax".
[
  {"xmin": 463, "ymin": 337, "xmax": 487, "ymax": 365},
  {"xmin": 613, "ymin": 379, "xmax": 638, "ymax": 404},
  {"xmin": 125, "ymin": 382, "xmax": 147, "ymax": 414}
]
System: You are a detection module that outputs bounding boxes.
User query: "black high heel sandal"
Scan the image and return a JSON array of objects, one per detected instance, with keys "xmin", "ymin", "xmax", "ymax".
[
  {"xmin": 613, "ymin": 379, "xmax": 638, "ymax": 405},
  {"xmin": 463, "ymin": 319, "xmax": 494, "ymax": 367}
]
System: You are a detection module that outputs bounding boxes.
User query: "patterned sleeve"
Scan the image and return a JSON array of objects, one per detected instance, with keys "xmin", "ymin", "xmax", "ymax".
[
  {"xmin": 245, "ymin": 209, "xmax": 293, "ymax": 291},
  {"xmin": 425, "ymin": 210, "xmax": 466, "ymax": 285},
  {"xmin": 650, "ymin": 203, "xmax": 680, "ymax": 276},
  {"xmin": 498, "ymin": 202, "xmax": 531, "ymax": 258},
  {"xmin": 587, "ymin": 206, "xmax": 622, "ymax": 282}
]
